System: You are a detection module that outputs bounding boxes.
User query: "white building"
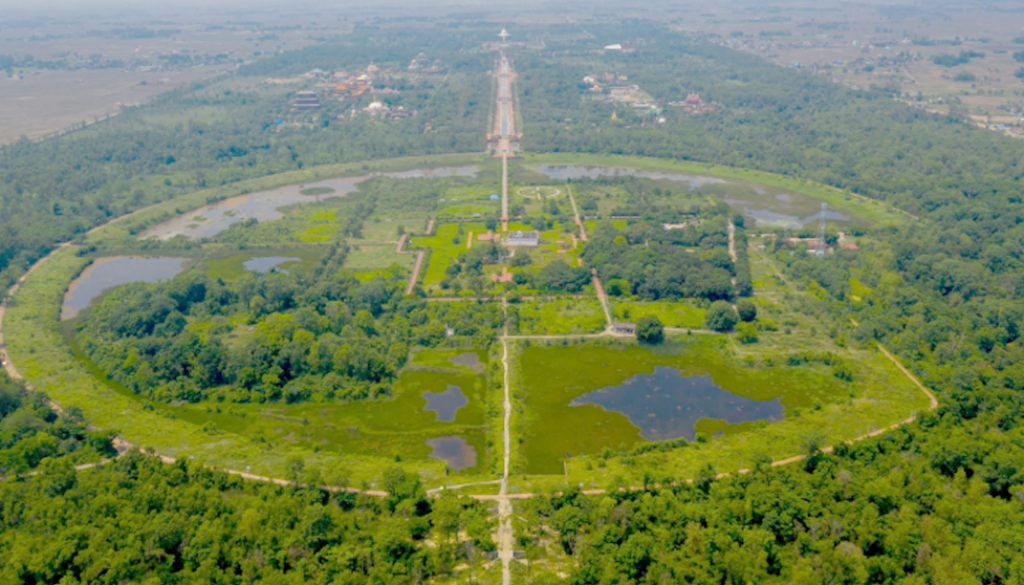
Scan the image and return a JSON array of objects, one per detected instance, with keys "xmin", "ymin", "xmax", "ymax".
[{"xmin": 507, "ymin": 231, "xmax": 540, "ymax": 247}]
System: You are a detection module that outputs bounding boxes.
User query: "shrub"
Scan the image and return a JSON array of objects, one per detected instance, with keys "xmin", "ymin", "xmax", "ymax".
[
  {"xmin": 606, "ymin": 278, "xmax": 629, "ymax": 296},
  {"xmin": 736, "ymin": 322, "xmax": 759, "ymax": 344},
  {"xmin": 705, "ymin": 301, "xmax": 738, "ymax": 332},
  {"xmin": 636, "ymin": 315, "xmax": 664, "ymax": 344},
  {"xmin": 736, "ymin": 299, "xmax": 757, "ymax": 322}
]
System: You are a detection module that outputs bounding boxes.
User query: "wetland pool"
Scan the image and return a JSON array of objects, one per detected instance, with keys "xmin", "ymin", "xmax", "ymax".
[
  {"xmin": 570, "ymin": 366, "xmax": 784, "ymax": 441},
  {"xmin": 143, "ymin": 165, "xmax": 479, "ymax": 240},
  {"xmin": 61, "ymin": 256, "xmax": 189, "ymax": 320},
  {"xmin": 448, "ymin": 352, "xmax": 482, "ymax": 369},
  {"xmin": 243, "ymin": 256, "xmax": 301, "ymax": 274},
  {"xmin": 423, "ymin": 385, "xmax": 468, "ymax": 422},
  {"xmin": 426, "ymin": 435, "xmax": 477, "ymax": 471}
]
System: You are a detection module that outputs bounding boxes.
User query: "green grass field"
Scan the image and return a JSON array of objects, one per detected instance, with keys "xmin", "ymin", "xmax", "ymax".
[
  {"xmin": 344, "ymin": 245, "xmax": 413, "ymax": 272},
  {"xmin": 169, "ymin": 348, "xmax": 492, "ymax": 475},
  {"xmin": 514, "ymin": 299, "xmax": 607, "ymax": 335},
  {"xmin": 517, "ymin": 337, "xmax": 931, "ymax": 478},
  {"xmin": 610, "ymin": 299, "xmax": 707, "ymax": 329},
  {"xmin": 416, "ymin": 222, "xmax": 480, "ymax": 288}
]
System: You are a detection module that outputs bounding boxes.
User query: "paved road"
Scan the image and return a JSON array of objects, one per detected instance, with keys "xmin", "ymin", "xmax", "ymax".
[
  {"xmin": 497, "ymin": 57, "xmax": 513, "ymax": 140},
  {"xmin": 501, "ymin": 154, "xmax": 509, "ymax": 231}
]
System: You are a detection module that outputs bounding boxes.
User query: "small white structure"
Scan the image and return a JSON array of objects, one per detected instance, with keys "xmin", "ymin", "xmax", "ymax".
[
  {"xmin": 604, "ymin": 44, "xmax": 623, "ymax": 51},
  {"xmin": 507, "ymin": 231, "xmax": 540, "ymax": 247},
  {"xmin": 499, "ymin": 28, "xmax": 510, "ymax": 42}
]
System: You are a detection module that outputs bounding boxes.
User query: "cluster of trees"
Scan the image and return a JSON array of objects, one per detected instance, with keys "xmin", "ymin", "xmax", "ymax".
[
  {"xmin": 1, "ymin": 452, "xmax": 496, "ymax": 585},
  {"xmin": 0, "ymin": 373, "xmax": 113, "ymax": 477},
  {"xmin": 77, "ymin": 245, "xmax": 503, "ymax": 404},
  {"xmin": 932, "ymin": 50, "xmax": 984, "ymax": 67},
  {"xmin": 582, "ymin": 219, "xmax": 736, "ymax": 302},
  {"xmin": 574, "ymin": 176, "xmax": 705, "ymax": 223}
]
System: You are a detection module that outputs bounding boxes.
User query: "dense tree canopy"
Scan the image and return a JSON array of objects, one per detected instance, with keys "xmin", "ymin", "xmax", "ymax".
[{"xmin": 582, "ymin": 218, "xmax": 736, "ymax": 302}]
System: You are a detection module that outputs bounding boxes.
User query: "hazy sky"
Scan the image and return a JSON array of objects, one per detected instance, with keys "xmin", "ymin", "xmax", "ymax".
[{"xmin": 0, "ymin": 0, "xmax": 532, "ymax": 13}]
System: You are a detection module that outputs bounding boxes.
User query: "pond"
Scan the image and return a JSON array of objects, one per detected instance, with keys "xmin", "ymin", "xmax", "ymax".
[
  {"xmin": 143, "ymin": 165, "xmax": 479, "ymax": 240},
  {"xmin": 570, "ymin": 366, "xmax": 784, "ymax": 441},
  {"xmin": 62, "ymin": 256, "xmax": 189, "ymax": 320},
  {"xmin": 423, "ymin": 385, "xmax": 468, "ymax": 422},
  {"xmin": 426, "ymin": 435, "xmax": 477, "ymax": 471},
  {"xmin": 448, "ymin": 352, "xmax": 482, "ymax": 369},
  {"xmin": 242, "ymin": 256, "xmax": 301, "ymax": 274}
]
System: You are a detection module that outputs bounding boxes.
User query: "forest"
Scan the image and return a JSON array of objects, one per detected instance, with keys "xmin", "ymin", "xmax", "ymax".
[{"xmin": 1, "ymin": 451, "xmax": 495, "ymax": 585}]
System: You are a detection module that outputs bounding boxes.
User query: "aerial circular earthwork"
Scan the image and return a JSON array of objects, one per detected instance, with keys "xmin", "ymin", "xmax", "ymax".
[{"xmin": 516, "ymin": 186, "xmax": 562, "ymax": 200}]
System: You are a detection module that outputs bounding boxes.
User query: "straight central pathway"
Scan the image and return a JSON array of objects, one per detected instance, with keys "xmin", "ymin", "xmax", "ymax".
[
  {"xmin": 501, "ymin": 154, "xmax": 509, "ymax": 232},
  {"xmin": 498, "ymin": 296, "xmax": 514, "ymax": 585}
]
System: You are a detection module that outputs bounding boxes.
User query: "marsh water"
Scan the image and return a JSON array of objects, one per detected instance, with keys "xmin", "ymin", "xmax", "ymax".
[
  {"xmin": 571, "ymin": 366, "xmax": 784, "ymax": 441},
  {"xmin": 423, "ymin": 385, "xmax": 468, "ymax": 422},
  {"xmin": 61, "ymin": 256, "xmax": 189, "ymax": 320},
  {"xmin": 243, "ymin": 256, "xmax": 301, "ymax": 274},
  {"xmin": 723, "ymin": 195, "xmax": 850, "ymax": 229},
  {"xmin": 448, "ymin": 352, "xmax": 482, "ymax": 369},
  {"xmin": 426, "ymin": 435, "xmax": 477, "ymax": 471},
  {"xmin": 533, "ymin": 164, "xmax": 852, "ymax": 228},
  {"xmin": 142, "ymin": 166, "xmax": 479, "ymax": 240},
  {"xmin": 534, "ymin": 165, "xmax": 727, "ymax": 189}
]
